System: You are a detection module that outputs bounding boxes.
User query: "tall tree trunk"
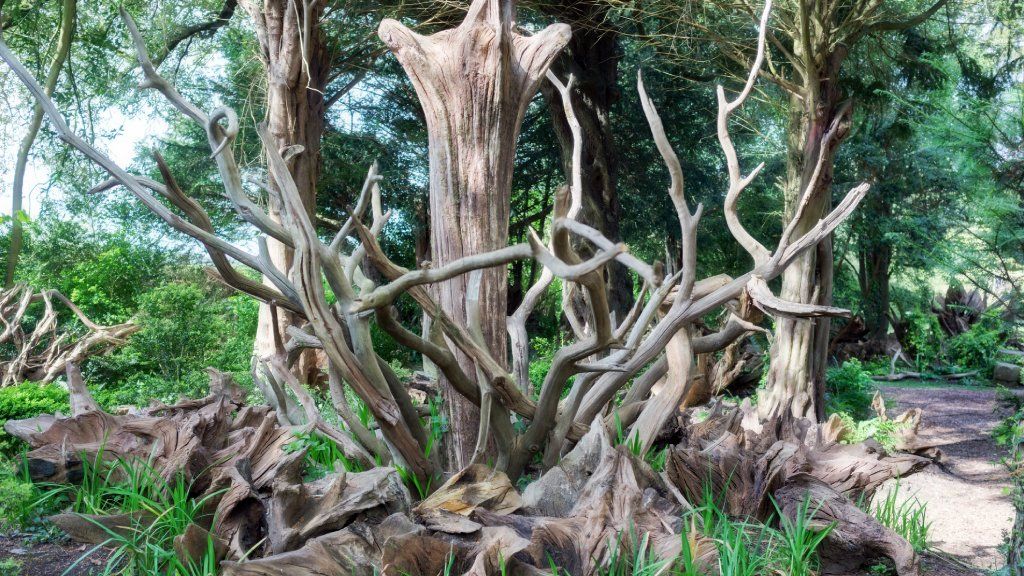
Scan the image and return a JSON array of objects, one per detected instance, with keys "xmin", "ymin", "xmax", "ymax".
[
  {"xmin": 540, "ymin": 5, "xmax": 633, "ymax": 322},
  {"xmin": 763, "ymin": 49, "xmax": 850, "ymax": 420},
  {"xmin": 5, "ymin": 0, "xmax": 76, "ymax": 288},
  {"xmin": 242, "ymin": 0, "xmax": 328, "ymax": 380},
  {"xmin": 380, "ymin": 0, "xmax": 569, "ymax": 469}
]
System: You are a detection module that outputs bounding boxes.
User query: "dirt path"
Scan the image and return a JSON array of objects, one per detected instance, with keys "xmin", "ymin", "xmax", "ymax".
[{"xmin": 876, "ymin": 384, "xmax": 1015, "ymax": 573}]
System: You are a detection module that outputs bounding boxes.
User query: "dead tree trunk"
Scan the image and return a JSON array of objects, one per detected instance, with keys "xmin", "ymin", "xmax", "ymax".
[
  {"xmin": 242, "ymin": 0, "xmax": 328, "ymax": 382},
  {"xmin": 379, "ymin": 0, "xmax": 570, "ymax": 469},
  {"xmin": 540, "ymin": 3, "xmax": 634, "ymax": 322}
]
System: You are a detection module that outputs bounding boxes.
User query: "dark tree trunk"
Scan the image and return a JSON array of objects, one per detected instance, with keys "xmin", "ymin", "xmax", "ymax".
[
  {"xmin": 540, "ymin": 3, "xmax": 634, "ymax": 323},
  {"xmin": 858, "ymin": 237, "xmax": 893, "ymax": 340}
]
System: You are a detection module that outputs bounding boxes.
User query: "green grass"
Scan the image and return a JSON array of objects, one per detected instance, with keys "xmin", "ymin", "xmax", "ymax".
[
  {"xmin": 67, "ymin": 462, "xmax": 225, "ymax": 575},
  {"xmin": 871, "ymin": 482, "xmax": 930, "ymax": 552},
  {"xmin": 772, "ymin": 497, "xmax": 834, "ymax": 576},
  {"xmin": 597, "ymin": 529, "xmax": 673, "ymax": 576},
  {"xmin": 282, "ymin": 430, "xmax": 364, "ymax": 480},
  {"xmin": 587, "ymin": 484, "xmax": 834, "ymax": 576}
]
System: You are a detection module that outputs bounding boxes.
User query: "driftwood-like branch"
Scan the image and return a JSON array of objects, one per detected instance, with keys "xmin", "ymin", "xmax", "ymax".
[
  {"xmin": 0, "ymin": 284, "xmax": 138, "ymax": 387},
  {"xmin": 747, "ymin": 275, "xmax": 852, "ymax": 319}
]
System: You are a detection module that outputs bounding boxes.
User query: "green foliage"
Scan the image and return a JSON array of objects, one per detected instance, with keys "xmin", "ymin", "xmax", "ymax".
[
  {"xmin": 0, "ymin": 557, "xmax": 22, "ymax": 575},
  {"xmin": 0, "ymin": 382, "xmax": 70, "ymax": 456},
  {"xmin": 993, "ymin": 387, "xmax": 1024, "ymax": 447},
  {"xmin": 0, "ymin": 457, "xmax": 44, "ymax": 533},
  {"xmin": 825, "ymin": 359, "xmax": 875, "ymax": 419},
  {"xmin": 870, "ymin": 482, "xmax": 930, "ymax": 552},
  {"xmin": 528, "ymin": 336, "xmax": 560, "ymax": 394},
  {"xmin": 837, "ymin": 413, "xmax": 909, "ymax": 453},
  {"xmin": 97, "ymin": 283, "xmax": 245, "ymax": 384},
  {"xmin": 947, "ymin": 316, "xmax": 1006, "ymax": 375}
]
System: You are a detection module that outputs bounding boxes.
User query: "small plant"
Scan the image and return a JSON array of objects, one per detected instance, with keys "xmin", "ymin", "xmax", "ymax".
[
  {"xmin": 613, "ymin": 412, "xmax": 645, "ymax": 458},
  {"xmin": 395, "ymin": 465, "xmax": 436, "ymax": 500},
  {"xmin": 871, "ymin": 482, "xmax": 930, "ymax": 552},
  {"xmin": 673, "ymin": 518, "xmax": 709, "ymax": 576},
  {"xmin": 0, "ymin": 557, "xmax": 22, "ymax": 575},
  {"xmin": 837, "ymin": 414, "xmax": 909, "ymax": 453},
  {"xmin": 646, "ymin": 447, "xmax": 669, "ymax": 473}
]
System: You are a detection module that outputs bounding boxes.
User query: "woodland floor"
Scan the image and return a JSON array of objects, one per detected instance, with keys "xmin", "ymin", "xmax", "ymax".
[
  {"xmin": 0, "ymin": 384, "xmax": 1014, "ymax": 576},
  {"xmin": 0, "ymin": 535, "xmax": 106, "ymax": 575},
  {"xmin": 865, "ymin": 383, "xmax": 1018, "ymax": 576}
]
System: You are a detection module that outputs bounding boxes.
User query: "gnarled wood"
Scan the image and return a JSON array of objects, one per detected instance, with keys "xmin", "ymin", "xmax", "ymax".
[{"xmin": 379, "ymin": 0, "xmax": 570, "ymax": 469}]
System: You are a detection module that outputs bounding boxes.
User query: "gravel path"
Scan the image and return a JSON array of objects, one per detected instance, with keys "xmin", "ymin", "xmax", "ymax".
[{"xmin": 875, "ymin": 384, "xmax": 1015, "ymax": 573}]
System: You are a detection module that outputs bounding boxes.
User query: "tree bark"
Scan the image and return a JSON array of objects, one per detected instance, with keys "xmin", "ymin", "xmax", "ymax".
[
  {"xmin": 539, "ymin": 4, "xmax": 633, "ymax": 322},
  {"xmin": 5, "ymin": 0, "xmax": 76, "ymax": 288},
  {"xmin": 380, "ymin": 0, "xmax": 569, "ymax": 469},
  {"xmin": 242, "ymin": 0, "xmax": 328, "ymax": 381},
  {"xmin": 763, "ymin": 48, "xmax": 850, "ymax": 421}
]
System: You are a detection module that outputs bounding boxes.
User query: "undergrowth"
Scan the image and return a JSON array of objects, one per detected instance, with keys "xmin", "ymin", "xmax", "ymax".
[
  {"xmin": 590, "ymin": 484, "xmax": 834, "ymax": 576},
  {"xmin": 25, "ymin": 448, "xmax": 228, "ymax": 575}
]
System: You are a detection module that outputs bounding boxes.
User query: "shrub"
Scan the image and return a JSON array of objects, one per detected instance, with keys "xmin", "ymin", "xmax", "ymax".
[
  {"xmin": 825, "ymin": 359, "xmax": 874, "ymax": 419},
  {"xmin": 88, "ymin": 284, "xmax": 258, "ymax": 405},
  {"xmin": 528, "ymin": 336, "xmax": 558, "ymax": 394}
]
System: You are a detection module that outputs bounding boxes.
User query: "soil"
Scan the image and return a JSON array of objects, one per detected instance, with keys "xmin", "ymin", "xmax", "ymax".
[
  {"xmin": 870, "ymin": 384, "xmax": 1017, "ymax": 575},
  {"xmin": 0, "ymin": 534, "xmax": 107, "ymax": 575}
]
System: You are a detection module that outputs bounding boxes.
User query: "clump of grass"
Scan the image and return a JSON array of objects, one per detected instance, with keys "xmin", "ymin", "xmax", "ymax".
[
  {"xmin": 871, "ymin": 481, "xmax": 930, "ymax": 552},
  {"xmin": 772, "ymin": 496, "xmax": 834, "ymax": 576},
  {"xmin": 69, "ymin": 461, "xmax": 225, "ymax": 575},
  {"xmin": 597, "ymin": 530, "xmax": 671, "ymax": 576},
  {"xmin": 590, "ymin": 482, "xmax": 833, "ymax": 576},
  {"xmin": 283, "ymin": 430, "xmax": 364, "ymax": 480}
]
